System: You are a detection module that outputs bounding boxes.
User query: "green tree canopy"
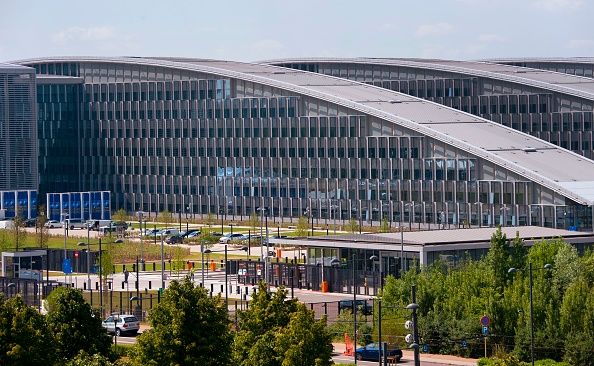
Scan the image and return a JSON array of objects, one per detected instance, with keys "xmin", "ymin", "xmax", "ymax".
[
  {"xmin": 45, "ymin": 287, "xmax": 112, "ymax": 362},
  {"xmin": 0, "ymin": 295, "xmax": 54, "ymax": 366},
  {"xmin": 130, "ymin": 277, "xmax": 232, "ymax": 366},
  {"xmin": 233, "ymin": 282, "xmax": 333, "ymax": 366},
  {"xmin": 295, "ymin": 216, "xmax": 309, "ymax": 237}
]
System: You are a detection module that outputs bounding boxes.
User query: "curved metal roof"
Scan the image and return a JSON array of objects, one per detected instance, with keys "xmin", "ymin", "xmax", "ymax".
[
  {"xmin": 485, "ymin": 57, "xmax": 594, "ymax": 64},
  {"xmin": 12, "ymin": 56, "xmax": 594, "ymax": 205},
  {"xmin": 262, "ymin": 57, "xmax": 594, "ymax": 102}
]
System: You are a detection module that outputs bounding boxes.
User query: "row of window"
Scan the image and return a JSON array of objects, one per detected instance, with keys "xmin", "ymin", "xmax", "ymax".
[{"xmin": 84, "ymin": 96, "xmax": 300, "ymax": 122}]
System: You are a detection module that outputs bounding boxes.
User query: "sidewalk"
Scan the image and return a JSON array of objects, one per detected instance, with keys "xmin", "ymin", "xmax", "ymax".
[{"xmin": 332, "ymin": 343, "xmax": 477, "ymax": 366}]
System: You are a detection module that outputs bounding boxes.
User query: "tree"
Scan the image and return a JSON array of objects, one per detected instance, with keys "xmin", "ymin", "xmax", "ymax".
[
  {"xmin": 204, "ymin": 212, "xmax": 216, "ymax": 227},
  {"xmin": 112, "ymin": 208, "xmax": 127, "ymax": 223},
  {"xmin": 275, "ymin": 304, "xmax": 333, "ymax": 366},
  {"xmin": 380, "ymin": 216, "xmax": 390, "ymax": 233},
  {"xmin": 158, "ymin": 210, "xmax": 173, "ymax": 227},
  {"xmin": 12, "ymin": 207, "xmax": 26, "ymax": 251},
  {"xmin": 247, "ymin": 212, "xmax": 261, "ymax": 229},
  {"xmin": 295, "ymin": 216, "xmax": 309, "ymax": 237},
  {"xmin": 45, "ymin": 287, "xmax": 112, "ymax": 362},
  {"xmin": 36, "ymin": 205, "xmax": 49, "ymax": 248},
  {"xmin": 233, "ymin": 282, "xmax": 333, "ymax": 366},
  {"xmin": 485, "ymin": 227, "xmax": 510, "ymax": 290},
  {"xmin": 65, "ymin": 351, "xmax": 115, "ymax": 366},
  {"xmin": 345, "ymin": 218, "xmax": 360, "ymax": 233},
  {"xmin": 0, "ymin": 295, "xmax": 54, "ymax": 366},
  {"xmin": 233, "ymin": 282, "xmax": 298, "ymax": 366},
  {"xmin": 130, "ymin": 277, "xmax": 232, "ymax": 366}
]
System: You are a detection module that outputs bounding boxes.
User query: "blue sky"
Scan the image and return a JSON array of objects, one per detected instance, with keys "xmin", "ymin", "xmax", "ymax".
[{"xmin": 1, "ymin": 0, "xmax": 592, "ymax": 62}]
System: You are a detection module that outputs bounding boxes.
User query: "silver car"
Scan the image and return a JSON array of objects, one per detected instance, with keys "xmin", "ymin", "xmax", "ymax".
[{"xmin": 102, "ymin": 314, "xmax": 140, "ymax": 336}]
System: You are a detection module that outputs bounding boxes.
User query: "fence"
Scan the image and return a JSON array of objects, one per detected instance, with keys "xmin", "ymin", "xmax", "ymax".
[
  {"xmin": 234, "ymin": 259, "xmax": 382, "ymax": 296},
  {"xmin": 0, "ymin": 276, "xmax": 67, "ymax": 309}
]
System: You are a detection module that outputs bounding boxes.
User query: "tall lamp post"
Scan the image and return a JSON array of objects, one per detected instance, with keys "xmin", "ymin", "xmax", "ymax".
[
  {"xmin": 62, "ymin": 212, "xmax": 69, "ymax": 284},
  {"xmin": 508, "ymin": 263, "xmax": 553, "ymax": 366},
  {"xmin": 331, "ymin": 253, "xmax": 378, "ymax": 365}
]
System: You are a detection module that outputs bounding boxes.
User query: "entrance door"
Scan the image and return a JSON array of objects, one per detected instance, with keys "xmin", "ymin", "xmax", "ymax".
[{"xmin": 13, "ymin": 263, "xmax": 20, "ymax": 278}]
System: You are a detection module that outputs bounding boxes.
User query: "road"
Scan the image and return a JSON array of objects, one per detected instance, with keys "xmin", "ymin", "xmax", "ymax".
[{"xmin": 113, "ymin": 334, "xmax": 472, "ymax": 366}]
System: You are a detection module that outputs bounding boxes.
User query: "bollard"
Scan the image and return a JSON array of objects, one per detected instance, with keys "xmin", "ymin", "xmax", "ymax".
[
  {"xmin": 95, "ymin": 282, "xmax": 99, "ymax": 290},
  {"xmin": 220, "ymin": 284, "xmax": 224, "ymax": 293},
  {"xmin": 122, "ymin": 282, "xmax": 125, "ymax": 290},
  {"xmin": 210, "ymin": 284, "xmax": 214, "ymax": 297},
  {"xmin": 135, "ymin": 281, "xmax": 138, "ymax": 290},
  {"xmin": 152, "ymin": 262, "xmax": 156, "ymax": 271},
  {"xmin": 148, "ymin": 281, "xmax": 152, "ymax": 289},
  {"xmin": 84, "ymin": 282, "xmax": 87, "ymax": 290}
]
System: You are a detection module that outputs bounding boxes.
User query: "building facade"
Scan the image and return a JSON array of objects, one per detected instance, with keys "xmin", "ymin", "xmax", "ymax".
[
  {"xmin": 11, "ymin": 57, "xmax": 594, "ymax": 231},
  {"xmin": 266, "ymin": 58, "xmax": 594, "ymax": 159},
  {"xmin": 0, "ymin": 64, "xmax": 38, "ymax": 219}
]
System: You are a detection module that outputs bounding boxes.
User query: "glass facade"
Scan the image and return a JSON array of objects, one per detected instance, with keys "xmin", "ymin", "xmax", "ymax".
[
  {"xmin": 46, "ymin": 191, "xmax": 110, "ymax": 221},
  {"xmin": 0, "ymin": 65, "xmax": 38, "ymax": 193},
  {"xmin": 19, "ymin": 59, "xmax": 594, "ymax": 231}
]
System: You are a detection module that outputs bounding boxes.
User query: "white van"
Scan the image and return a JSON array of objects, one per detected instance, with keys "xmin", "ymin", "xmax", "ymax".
[{"xmin": 87, "ymin": 220, "xmax": 114, "ymax": 231}]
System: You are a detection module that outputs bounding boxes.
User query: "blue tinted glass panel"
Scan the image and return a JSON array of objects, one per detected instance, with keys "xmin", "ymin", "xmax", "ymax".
[
  {"xmin": 49, "ymin": 193, "xmax": 61, "ymax": 221},
  {"xmin": 91, "ymin": 192, "xmax": 101, "ymax": 219},
  {"xmin": 71, "ymin": 193, "xmax": 81, "ymax": 220},
  {"xmin": 3, "ymin": 192, "xmax": 15, "ymax": 218},
  {"xmin": 30, "ymin": 191, "xmax": 37, "ymax": 218},
  {"xmin": 102, "ymin": 192, "xmax": 111, "ymax": 220},
  {"xmin": 17, "ymin": 191, "xmax": 28, "ymax": 218},
  {"xmin": 82, "ymin": 193, "xmax": 90, "ymax": 220},
  {"xmin": 62, "ymin": 194, "xmax": 70, "ymax": 218}
]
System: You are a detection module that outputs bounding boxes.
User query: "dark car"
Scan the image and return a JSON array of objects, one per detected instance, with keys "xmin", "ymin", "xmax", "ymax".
[
  {"xmin": 338, "ymin": 299, "xmax": 373, "ymax": 316},
  {"xmin": 355, "ymin": 343, "xmax": 403, "ymax": 362},
  {"xmin": 166, "ymin": 234, "xmax": 184, "ymax": 244},
  {"xmin": 24, "ymin": 218, "xmax": 37, "ymax": 227}
]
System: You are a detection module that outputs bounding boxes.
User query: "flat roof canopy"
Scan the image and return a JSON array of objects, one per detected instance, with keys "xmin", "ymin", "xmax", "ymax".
[{"xmin": 270, "ymin": 226, "xmax": 594, "ymax": 253}]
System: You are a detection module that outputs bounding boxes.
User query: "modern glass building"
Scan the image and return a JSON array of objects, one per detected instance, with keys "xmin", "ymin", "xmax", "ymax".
[
  {"xmin": 0, "ymin": 63, "xmax": 38, "ymax": 219},
  {"xmin": 10, "ymin": 57, "xmax": 594, "ymax": 230},
  {"xmin": 265, "ymin": 58, "xmax": 594, "ymax": 159}
]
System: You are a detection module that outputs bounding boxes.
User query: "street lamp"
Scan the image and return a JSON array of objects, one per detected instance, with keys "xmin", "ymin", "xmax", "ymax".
[
  {"xmin": 500, "ymin": 206, "xmax": 511, "ymax": 227},
  {"xmin": 62, "ymin": 212, "xmax": 69, "ymax": 284},
  {"xmin": 77, "ymin": 242, "xmax": 92, "ymax": 291},
  {"xmin": 508, "ymin": 263, "xmax": 553, "ymax": 366},
  {"xmin": 185, "ymin": 205, "xmax": 190, "ymax": 240},
  {"xmin": 406, "ymin": 286, "xmax": 421, "ymax": 366},
  {"xmin": 331, "ymin": 253, "xmax": 377, "ymax": 365},
  {"xmin": 7, "ymin": 282, "xmax": 16, "ymax": 298},
  {"xmin": 257, "ymin": 207, "xmax": 269, "ymax": 283},
  {"xmin": 330, "ymin": 203, "xmax": 339, "ymax": 234}
]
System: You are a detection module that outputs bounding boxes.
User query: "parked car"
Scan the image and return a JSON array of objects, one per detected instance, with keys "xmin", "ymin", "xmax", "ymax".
[
  {"xmin": 338, "ymin": 299, "xmax": 373, "ymax": 316},
  {"xmin": 44, "ymin": 220, "xmax": 63, "ymax": 229},
  {"xmin": 102, "ymin": 314, "xmax": 140, "ymax": 336},
  {"xmin": 185, "ymin": 230, "xmax": 201, "ymax": 239},
  {"xmin": 219, "ymin": 233, "xmax": 247, "ymax": 243},
  {"xmin": 158, "ymin": 228, "xmax": 179, "ymax": 237},
  {"xmin": 166, "ymin": 234, "xmax": 184, "ymax": 244},
  {"xmin": 66, "ymin": 219, "xmax": 87, "ymax": 230},
  {"xmin": 24, "ymin": 218, "xmax": 37, "ymax": 227},
  {"xmin": 355, "ymin": 343, "xmax": 402, "ymax": 362},
  {"xmin": 142, "ymin": 228, "xmax": 161, "ymax": 237}
]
